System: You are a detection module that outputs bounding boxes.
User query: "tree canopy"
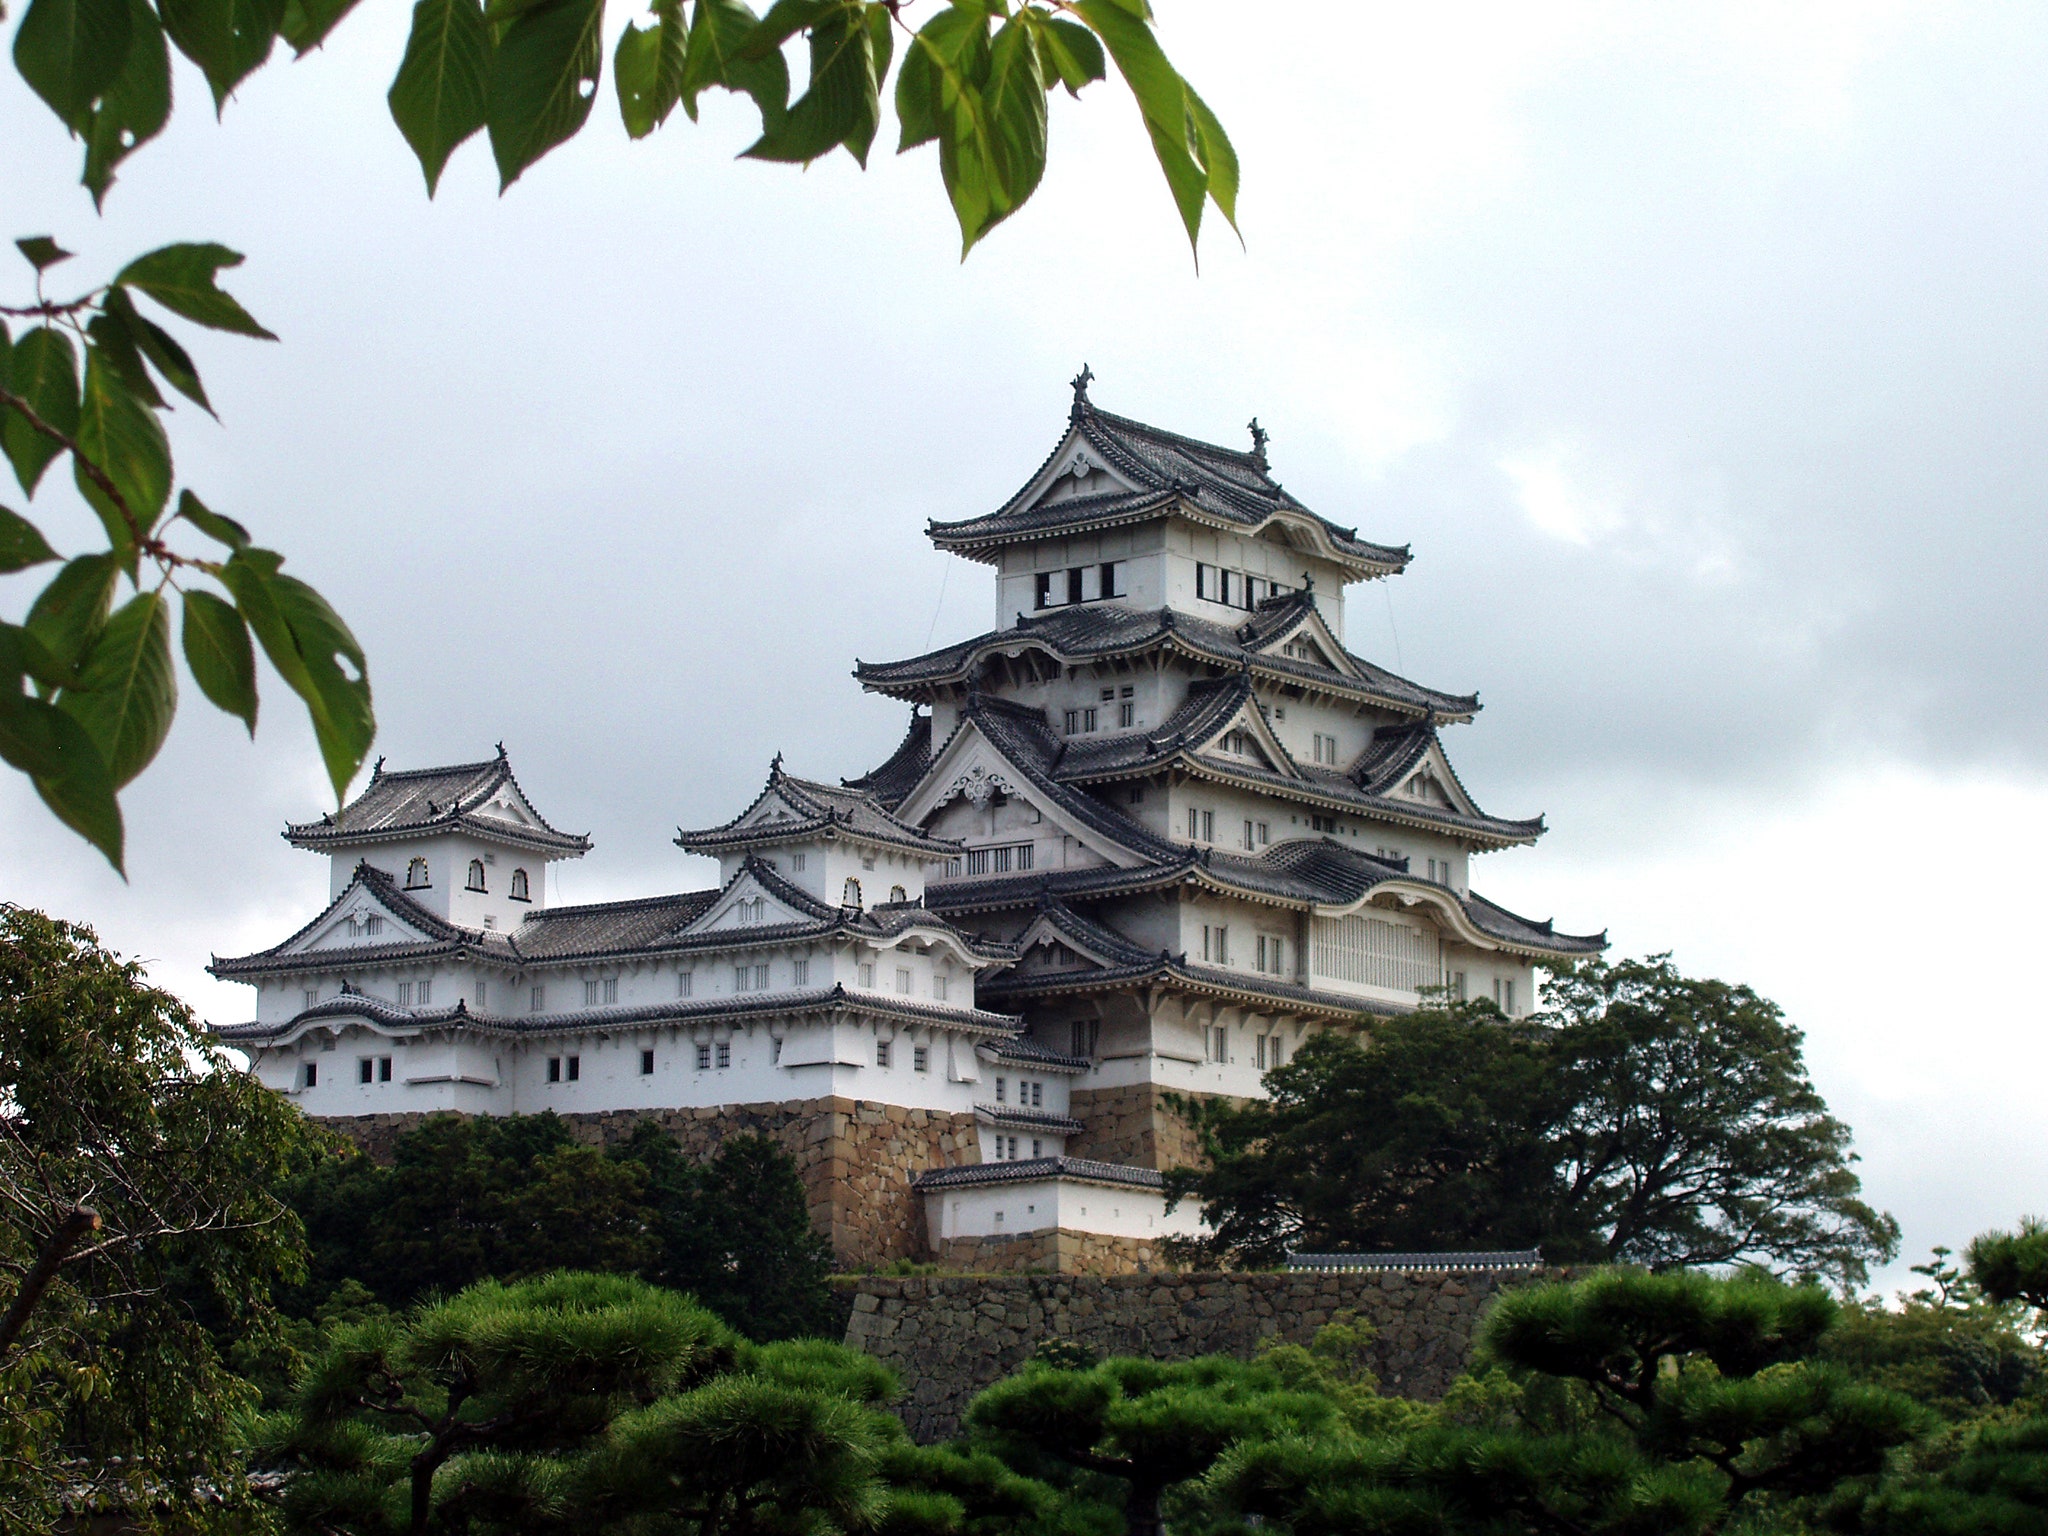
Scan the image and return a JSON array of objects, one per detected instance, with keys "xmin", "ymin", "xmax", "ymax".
[
  {"xmin": 0, "ymin": 902, "xmax": 322, "ymax": 1531},
  {"xmin": 1170, "ymin": 957, "xmax": 1899, "ymax": 1287},
  {"xmin": 285, "ymin": 1111, "xmax": 837, "ymax": 1340}
]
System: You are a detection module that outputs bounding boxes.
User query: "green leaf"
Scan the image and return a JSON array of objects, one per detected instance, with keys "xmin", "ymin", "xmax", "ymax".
[
  {"xmin": 219, "ymin": 553, "xmax": 372, "ymax": 801},
  {"xmin": 11, "ymin": 0, "xmax": 131, "ymax": 131},
  {"xmin": 25, "ymin": 553, "xmax": 119, "ymax": 682},
  {"xmin": 115, "ymin": 243, "xmax": 277, "ymax": 338},
  {"xmin": 279, "ymin": 0, "xmax": 361, "ymax": 52},
  {"xmin": 1033, "ymin": 15, "xmax": 1104, "ymax": 96},
  {"xmin": 388, "ymin": 0, "xmax": 490, "ymax": 194},
  {"xmin": 742, "ymin": 0, "xmax": 879, "ymax": 166},
  {"xmin": 181, "ymin": 588, "xmax": 256, "ymax": 733},
  {"xmin": 1, "ymin": 326, "xmax": 81, "ymax": 498},
  {"xmin": 159, "ymin": 0, "xmax": 286, "ymax": 108},
  {"xmin": 15, "ymin": 235, "xmax": 78, "ymax": 272},
  {"xmin": 81, "ymin": 0, "xmax": 172, "ymax": 206},
  {"xmin": 614, "ymin": 0, "xmax": 685, "ymax": 139},
  {"xmin": 58, "ymin": 586, "xmax": 176, "ymax": 787},
  {"xmin": 0, "ymin": 689, "xmax": 124, "ymax": 870},
  {"xmin": 74, "ymin": 346, "xmax": 172, "ymax": 566},
  {"xmin": 734, "ymin": 0, "xmax": 831, "ymax": 61},
  {"xmin": 0, "ymin": 507, "xmax": 60, "ymax": 573},
  {"xmin": 485, "ymin": 0, "xmax": 604, "ymax": 189},
  {"xmin": 106, "ymin": 288, "xmax": 212, "ymax": 414},
  {"xmin": 678, "ymin": 0, "xmax": 786, "ymax": 125},
  {"xmin": 174, "ymin": 489, "xmax": 249, "ymax": 549},
  {"xmin": 1071, "ymin": 0, "xmax": 1232, "ymax": 258},
  {"xmin": 87, "ymin": 308, "xmax": 168, "ymax": 410}
]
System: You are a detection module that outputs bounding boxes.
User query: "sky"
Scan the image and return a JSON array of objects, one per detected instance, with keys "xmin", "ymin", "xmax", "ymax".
[{"xmin": 5, "ymin": 0, "xmax": 2045, "ymax": 1294}]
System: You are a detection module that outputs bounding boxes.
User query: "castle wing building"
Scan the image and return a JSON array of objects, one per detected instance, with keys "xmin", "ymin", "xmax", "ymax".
[{"xmin": 211, "ymin": 378, "xmax": 1602, "ymax": 1274}]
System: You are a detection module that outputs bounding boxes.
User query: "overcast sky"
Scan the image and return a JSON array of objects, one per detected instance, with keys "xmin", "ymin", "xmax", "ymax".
[{"xmin": 5, "ymin": 1, "xmax": 2044, "ymax": 1292}]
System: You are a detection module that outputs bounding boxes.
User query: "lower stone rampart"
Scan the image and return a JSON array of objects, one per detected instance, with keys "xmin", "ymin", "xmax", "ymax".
[
  {"xmin": 316, "ymin": 1099, "xmax": 977, "ymax": 1267},
  {"xmin": 929, "ymin": 1229, "xmax": 1169, "ymax": 1275},
  {"xmin": 840, "ymin": 1267, "xmax": 1547, "ymax": 1443}
]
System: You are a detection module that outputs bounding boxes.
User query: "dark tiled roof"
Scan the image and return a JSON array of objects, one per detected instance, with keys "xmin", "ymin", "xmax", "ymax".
[
  {"xmin": 678, "ymin": 758, "xmax": 961, "ymax": 858},
  {"xmin": 855, "ymin": 601, "xmax": 1479, "ymax": 721},
  {"xmin": 926, "ymin": 391, "xmax": 1410, "ymax": 575},
  {"xmin": 286, "ymin": 748, "xmax": 590, "ymax": 855},
  {"xmin": 974, "ymin": 1104, "xmax": 1086, "ymax": 1136},
  {"xmin": 211, "ymin": 982, "xmax": 1024, "ymax": 1045},
  {"xmin": 912, "ymin": 1156, "xmax": 1166, "ymax": 1192},
  {"xmin": 980, "ymin": 1034, "xmax": 1093, "ymax": 1073},
  {"xmin": 842, "ymin": 710, "xmax": 935, "ymax": 811},
  {"xmin": 511, "ymin": 890, "xmax": 723, "ymax": 959}
]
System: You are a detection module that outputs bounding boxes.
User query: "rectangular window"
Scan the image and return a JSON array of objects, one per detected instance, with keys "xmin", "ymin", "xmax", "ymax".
[
  {"xmin": 679, "ymin": 971, "xmax": 693, "ymax": 998},
  {"xmin": 1206, "ymin": 1025, "xmax": 1230, "ymax": 1064},
  {"xmin": 715, "ymin": 1041, "xmax": 731, "ymax": 1069},
  {"xmin": 547, "ymin": 1057, "xmax": 562, "ymax": 1082},
  {"xmin": 793, "ymin": 959, "xmax": 809, "ymax": 986},
  {"xmin": 475, "ymin": 978, "xmax": 487, "ymax": 1009},
  {"xmin": 1201, "ymin": 810, "xmax": 1215, "ymax": 842},
  {"xmin": 397, "ymin": 981, "xmax": 413, "ymax": 1005},
  {"xmin": 379, "ymin": 1056, "xmax": 393, "ymax": 1082},
  {"xmin": 1449, "ymin": 970, "xmax": 1468, "ymax": 1000},
  {"xmin": 1101, "ymin": 561, "xmax": 1127, "ymax": 598},
  {"xmin": 530, "ymin": 985, "xmax": 545, "ymax": 1012},
  {"xmin": 302, "ymin": 1062, "xmax": 317, "ymax": 1088},
  {"xmin": 755, "ymin": 964, "xmax": 770, "ymax": 989},
  {"xmin": 734, "ymin": 966, "xmax": 750, "ymax": 994},
  {"xmin": 1256, "ymin": 934, "xmax": 1286, "ymax": 974},
  {"xmin": 640, "ymin": 1048, "xmax": 655, "ymax": 1075},
  {"xmin": 1036, "ymin": 570, "xmax": 1059, "ymax": 609},
  {"xmin": 1256, "ymin": 1033, "xmax": 1268, "ymax": 1070},
  {"xmin": 895, "ymin": 967, "xmax": 912, "ymax": 995},
  {"xmin": 1030, "ymin": 1081, "xmax": 1043, "ymax": 1108},
  {"xmin": 913, "ymin": 1045, "xmax": 929, "ymax": 1073},
  {"xmin": 995, "ymin": 1077, "xmax": 1007, "ymax": 1104},
  {"xmin": 932, "ymin": 974, "xmax": 949, "ymax": 1001},
  {"xmin": 1118, "ymin": 701, "xmax": 1135, "ymax": 727},
  {"xmin": 1272, "ymin": 1035, "xmax": 1286, "ymax": 1067},
  {"xmin": 1311, "ymin": 915, "xmax": 1444, "ymax": 991},
  {"xmin": 859, "ymin": 962, "xmax": 875, "ymax": 988},
  {"xmin": 877, "ymin": 1040, "xmax": 891, "ymax": 1068},
  {"xmin": 1196, "ymin": 562, "xmax": 1217, "ymax": 601},
  {"xmin": 1070, "ymin": 1019, "xmax": 1099, "ymax": 1057},
  {"xmin": 584, "ymin": 980, "xmax": 599, "ymax": 1006},
  {"xmin": 603, "ymin": 978, "xmax": 618, "ymax": 1004},
  {"xmin": 1494, "ymin": 977, "xmax": 1517, "ymax": 1015},
  {"xmin": 696, "ymin": 1042, "xmax": 712, "ymax": 1070},
  {"xmin": 791, "ymin": 851, "xmax": 806, "ymax": 871},
  {"xmin": 566, "ymin": 1055, "xmax": 580, "ymax": 1081},
  {"xmin": 1244, "ymin": 819, "xmax": 1255, "ymax": 850},
  {"xmin": 1257, "ymin": 821, "xmax": 1270, "ymax": 844},
  {"xmin": 304, "ymin": 988, "xmax": 318, "ymax": 1010},
  {"xmin": 1187, "ymin": 808, "xmax": 1200, "ymax": 840},
  {"xmin": 1101, "ymin": 686, "xmax": 1116, "ymax": 702},
  {"xmin": 772, "ymin": 1036, "xmax": 783, "ymax": 1064},
  {"xmin": 417, "ymin": 979, "xmax": 431, "ymax": 1005},
  {"xmin": 359, "ymin": 1057, "xmax": 374, "ymax": 1084}
]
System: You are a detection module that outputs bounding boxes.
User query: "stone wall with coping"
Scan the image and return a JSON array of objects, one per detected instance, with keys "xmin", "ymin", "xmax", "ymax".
[
  {"xmin": 839, "ymin": 1267, "xmax": 1548, "ymax": 1443},
  {"xmin": 316, "ymin": 1098, "xmax": 977, "ymax": 1267},
  {"xmin": 929, "ymin": 1229, "xmax": 1169, "ymax": 1275}
]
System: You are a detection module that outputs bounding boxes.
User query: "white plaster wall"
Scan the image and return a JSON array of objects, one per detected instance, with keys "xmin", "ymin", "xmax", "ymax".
[
  {"xmin": 994, "ymin": 526, "xmax": 1165, "ymax": 629},
  {"xmin": 1159, "ymin": 522, "xmax": 1352, "ymax": 641},
  {"xmin": 925, "ymin": 1177, "xmax": 1205, "ymax": 1242}
]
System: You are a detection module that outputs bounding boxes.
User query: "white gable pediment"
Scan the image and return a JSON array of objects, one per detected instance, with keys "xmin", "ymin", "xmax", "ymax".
[
  {"xmin": 1397, "ymin": 741, "xmax": 1482, "ymax": 818},
  {"xmin": 1013, "ymin": 912, "xmax": 1126, "ymax": 973},
  {"xmin": 1255, "ymin": 607, "xmax": 1356, "ymax": 679},
  {"xmin": 682, "ymin": 868, "xmax": 814, "ymax": 937},
  {"xmin": 1191, "ymin": 700, "xmax": 1300, "ymax": 780},
  {"xmin": 1019, "ymin": 425, "xmax": 1143, "ymax": 510},
  {"xmin": 298, "ymin": 883, "xmax": 435, "ymax": 954},
  {"xmin": 897, "ymin": 723, "xmax": 1151, "ymax": 870}
]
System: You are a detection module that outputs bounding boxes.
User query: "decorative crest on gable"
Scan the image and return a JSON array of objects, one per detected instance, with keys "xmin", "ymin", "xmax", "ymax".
[{"xmin": 938, "ymin": 764, "xmax": 1018, "ymax": 810}]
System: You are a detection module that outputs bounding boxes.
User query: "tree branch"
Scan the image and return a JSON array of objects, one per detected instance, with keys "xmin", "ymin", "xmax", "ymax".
[{"xmin": 0, "ymin": 1206, "xmax": 100, "ymax": 1364}]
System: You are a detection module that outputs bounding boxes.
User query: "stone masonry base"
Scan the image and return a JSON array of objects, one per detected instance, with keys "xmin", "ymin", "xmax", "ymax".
[
  {"xmin": 1063, "ymin": 1082, "xmax": 1241, "ymax": 1170},
  {"xmin": 316, "ymin": 1100, "xmax": 977, "ymax": 1268},
  {"xmin": 841, "ymin": 1267, "xmax": 1551, "ymax": 1442}
]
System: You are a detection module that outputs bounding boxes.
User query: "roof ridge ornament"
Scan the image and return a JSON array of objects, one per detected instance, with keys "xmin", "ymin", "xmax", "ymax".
[
  {"xmin": 1248, "ymin": 417, "xmax": 1269, "ymax": 469},
  {"xmin": 1070, "ymin": 363, "xmax": 1094, "ymax": 418}
]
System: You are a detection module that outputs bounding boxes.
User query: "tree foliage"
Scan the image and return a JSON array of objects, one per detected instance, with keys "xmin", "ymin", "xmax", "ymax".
[
  {"xmin": 1171, "ymin": 957, "xmax": 1900, "ymax": 1287},
  {"xmin": 285, "ymin": 1111, "xmax": 837, "ymax": 1340},
  {"xmin": 0, "ymin": 903, "xmax": 322, "ymax": 1532}
]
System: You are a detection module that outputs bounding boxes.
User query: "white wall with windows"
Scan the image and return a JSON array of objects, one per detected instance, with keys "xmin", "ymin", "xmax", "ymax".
[{"xmin": 993, "ymin": 525, "xmax": 1166, "ymax": 627}]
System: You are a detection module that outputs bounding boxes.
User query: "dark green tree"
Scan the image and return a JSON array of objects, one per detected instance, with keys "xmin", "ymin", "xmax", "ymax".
[
  {"xmin": 1173, "ymin": 957, "xmax": 1898, "ymax": 1288},
  {"xmin": 1210, "ymin": 1267, "xmax": 1929, "ymax": 1536},
  {"xmin": 966, "ymin": 1355, "xmax": 1340, "ymax": 1536},
  {"xmin": 0, "ymin": 903, "xmax": 322, "ymax": 1532},
  {"xmin": 1168, "ymin": 1003, "xmax": 1557, "ymax": 1268}
]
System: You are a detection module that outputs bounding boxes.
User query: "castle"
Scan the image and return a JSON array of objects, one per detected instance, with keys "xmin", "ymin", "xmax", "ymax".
[{"xmin": 212, "ymin": 376, "xmax": 1604, "ymax": 1273}]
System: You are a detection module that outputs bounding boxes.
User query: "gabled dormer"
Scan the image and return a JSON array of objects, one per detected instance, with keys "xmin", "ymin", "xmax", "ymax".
[
  {"xmin": 282, "ymin": 748, "xmax": 588, "ymax": 931},
  {"xmin": 677, "ymin": 758, "xmax": 963, "ymax": 907}
]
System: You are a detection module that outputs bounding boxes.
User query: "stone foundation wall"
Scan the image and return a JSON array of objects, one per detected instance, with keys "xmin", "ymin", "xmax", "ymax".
[
  {"xmin": 929, "ymin": 1229, "xmax": 1170, "ymax": 1275},
  {"xmin": 316, "ymin": 1099, "xmax": 977, "ymax": 1267},
  {"xmin": 1064, "ymin": 1084, "xmax": 1238, "ymax": 1170},
  {"xmin": 841, "ymin": 1267, "xmax": 1547, "ymax": 1442}
]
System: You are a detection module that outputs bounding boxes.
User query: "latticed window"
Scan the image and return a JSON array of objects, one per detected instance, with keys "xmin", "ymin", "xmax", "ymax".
[
  {"xmin": 510, "ymin": 869, "xmax": 530, "ymax": 900},
  {"xmin": 1312, "ymin": 915, "xmax": 1443, "ymax": 991},
  {"xmin": 466, "ymin": 859, "xmax": 486, "ymax": 892}
]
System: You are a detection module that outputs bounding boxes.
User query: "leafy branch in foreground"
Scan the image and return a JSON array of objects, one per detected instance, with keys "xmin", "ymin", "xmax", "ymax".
[
  {"xmin": 1, "ymin": 238, "xmax": 372, "ymax": 872},
  {"xmin": 16, "ymin": 0, "xmax": 1236, "ymax": 259}
]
